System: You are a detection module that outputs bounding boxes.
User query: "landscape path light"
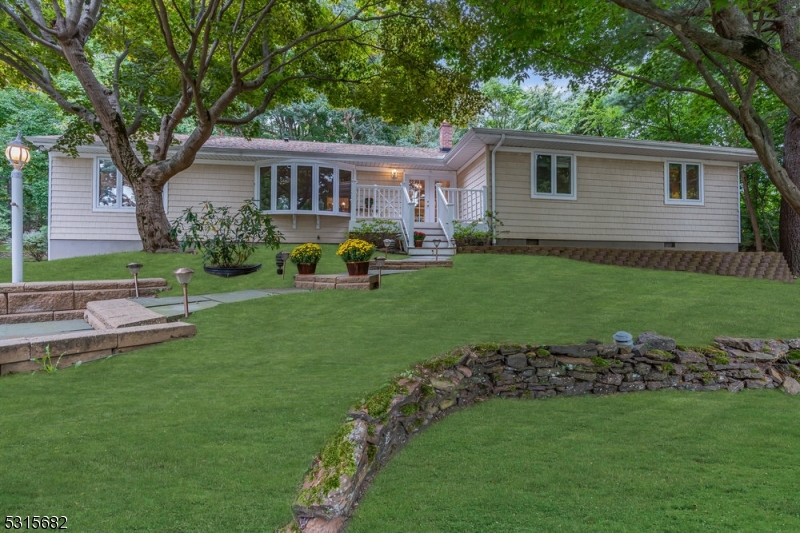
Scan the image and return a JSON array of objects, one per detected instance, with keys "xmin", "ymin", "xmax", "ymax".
[
  {"xmin": 374, "ymin": 255, "xmax": 386, "ymax": 288},
  {"xmin": 275, "ymin": 251, "xmax": 290, "ymax": 279},
  {"xmin": 126, "ymin": 262, "xmax": 143, "ymax": 297},
  {"xmin": 173, "ymin": 267, "xmax": 194, "ymax": 318},
  {"xmin": 432, "ymin": 238, "xmax": 442, "ymax": 262},
  {"xmin": 5, "ymin": 133, "xmax": 30, "ymax": 283}
]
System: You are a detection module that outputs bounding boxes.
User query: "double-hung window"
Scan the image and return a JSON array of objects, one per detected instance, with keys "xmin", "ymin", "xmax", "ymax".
[
  {"xmin": 257, "ymin": 162, "xmax": 353, "ymax": 215},
  {"xmin": 95, "ymin": 158, "xmax": 136, "ymax": 210},
  {"xmin": 532, "ymin": 153, "xmax": 576, "ymax": 200},
  {"xmin": 665, "ymin": 162, "xmax": 703, "ymax": 205}
]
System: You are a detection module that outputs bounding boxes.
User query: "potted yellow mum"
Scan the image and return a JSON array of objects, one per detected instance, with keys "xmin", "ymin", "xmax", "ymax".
[
  {"xmin": 290, "ymin": 243, "xmax": 322, "ymax": 274},
  {"xmin": 337, "ymin": 239, "xmax": 376, "ymax": 276}
]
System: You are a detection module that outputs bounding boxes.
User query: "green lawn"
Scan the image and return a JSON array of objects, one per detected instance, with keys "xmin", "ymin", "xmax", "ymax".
[{"xmin": 1, "ymin": 251, "xmax": 799, "ymax": 531}]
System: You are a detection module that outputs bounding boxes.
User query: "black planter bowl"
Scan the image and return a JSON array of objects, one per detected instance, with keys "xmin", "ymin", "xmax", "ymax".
[{"xmin": 203, "ymin": 263, "xmax": 262, "ymax": 277}]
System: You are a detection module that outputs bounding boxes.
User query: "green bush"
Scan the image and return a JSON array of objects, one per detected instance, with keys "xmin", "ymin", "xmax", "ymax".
[
  {"xmin": 346, "ymin": 219, "xmax": 402, "ymax": 248},
  {"xmin": 170, "ymin": 200, "xmax": 283, "ymax": 267},
  {"xmin": 22, "ymin": 225, "xmax": 47, "ymax": 261},
  {"xmin": 452, "ymin": 211, "xmax": 505, "ymax": 247}
]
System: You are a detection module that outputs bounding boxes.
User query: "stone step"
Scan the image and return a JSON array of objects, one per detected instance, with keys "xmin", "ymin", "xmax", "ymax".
[
  {"xmin": 85, "ymin": 299, "xmax": 168, "ymax": 330},
  {"xmin": 409, "ymin": 247, "xmax": 455, "ymax": 257}
]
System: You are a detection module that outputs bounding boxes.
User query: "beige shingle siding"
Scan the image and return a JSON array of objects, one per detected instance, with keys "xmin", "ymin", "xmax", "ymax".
[
  {"xmin": 270, "ymin": 215, "xmax": 350, "ymax": 244},
  {"xmin": 50, "ymin": 156, "xmax": 140, "ymax": 240},
  {"xmin": 494, "ymin": 152, "xmax": 739, "ymax": 244},
  {"xmin": 355, "ymin": 170, "xmax": 396, "ymax": 186},
  {"xmin": 456, "ymin": 154, "xmax": 487, "ymax": 190},
  {"xmin": 167, "ymin": 163, "xmax": 254, "ymax": 216}
]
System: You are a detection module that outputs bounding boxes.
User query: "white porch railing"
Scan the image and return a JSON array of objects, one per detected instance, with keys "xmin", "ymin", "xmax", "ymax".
[
  {"xmin": 354, "ymin": 184, "xmax": 403, "ymax": 220},
  {"xmin": 440, "ymin": 186, "xmax": 487, "ymax": 222},
  {"xmin": 400, "ymin": 184, "xmax": 415, "ymax": 249},
  {"xmin": 436, "ymin": 184, "xmax": 454, "ymax": 244}
]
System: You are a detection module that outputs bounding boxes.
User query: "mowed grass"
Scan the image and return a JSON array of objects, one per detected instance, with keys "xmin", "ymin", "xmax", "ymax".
[{"xmin": 0, "ymin": 251, "xmax": 799, "ymax": 531}]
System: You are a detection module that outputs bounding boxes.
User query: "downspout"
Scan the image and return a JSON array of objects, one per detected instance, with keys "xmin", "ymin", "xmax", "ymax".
[
  {"xmin": 490, "ymin": 134, "xmax": 506, "ymax": 245},
  {"xmin": 737, "ymin": 162, "xmax": 741, "ymax": 248}
]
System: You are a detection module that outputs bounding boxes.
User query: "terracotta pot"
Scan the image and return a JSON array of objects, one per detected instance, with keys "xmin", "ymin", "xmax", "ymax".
[
  {"xmin": 296, "ymin": 263, "xmax": 317, "ymax": 275},
  {"xmin": 346, "ymin": 261, "xmax": 370, "ymax": 276},
  {"xmin": 414, "ymin": 240, "xmax": 424, "ymax": 248}
]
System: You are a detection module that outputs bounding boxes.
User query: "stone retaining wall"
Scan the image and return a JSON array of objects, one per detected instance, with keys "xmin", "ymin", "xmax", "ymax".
[
  {"xmin": 285, "ymin": 333, "xmax": 800, "ymax": 533},
  {"xmin": 0, "ymin": 321, "xmax": 196, "ymax": 375},
  {"xmin": 294, "ymin": 274, "xmax": 379, "ymax": 290},
  {"xmin": 0, "ymin": 279, "xmax": 170, "ymax": 324},
  {"xmin": 458, "ymin": 246, "xmax": 794, "ymax": 283}
]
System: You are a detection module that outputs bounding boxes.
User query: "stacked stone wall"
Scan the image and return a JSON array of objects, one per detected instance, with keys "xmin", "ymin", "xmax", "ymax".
[
  {"xmin": 0, "ymin": 279, "xmax": 169, "ymax": 324},
  {"xmin": 286, "ymin": 333, "xmax": 800, "ymax": 533},
  {"xmin": 459, "ymin": 246, "xmax": 794, "ymax": 283}
]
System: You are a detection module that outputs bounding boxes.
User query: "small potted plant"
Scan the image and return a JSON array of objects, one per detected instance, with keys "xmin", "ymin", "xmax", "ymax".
[
  {"xmin": 337, "ymin": 238, "xmax": 376, "ymax": 276},
  {"xmin": 171, "ymin": 199, "xmax": 283, "ymax": 277},
  {"xmin": 413, "ymin": 231, "xmax": 426, "ymax": 248},
  {"xmin": 290, "ymin": 243, "xmax": 322, "ymax": 274}
]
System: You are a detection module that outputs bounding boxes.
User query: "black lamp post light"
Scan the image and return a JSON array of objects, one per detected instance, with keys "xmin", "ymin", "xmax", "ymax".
[
  {"xmin": 275, "ymin": 251, "xmax": 291, "ymax": 278},
  {"xmin": 173, "ymin": 267, "xmax": 194, "ymax": 318},
  {"xmin": 126, "ymin": 262, "xmax": 143, "ymax": 298}
]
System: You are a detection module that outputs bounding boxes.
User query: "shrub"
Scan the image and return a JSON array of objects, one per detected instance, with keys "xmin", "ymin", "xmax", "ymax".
[
  {"xmin": 413, "ymin": 231, "xmax": 426, "ymax": 241},
  {"xmin": 452, "ymin": 211, "xmax": 505, "ymax": 247},
  {"xmin": 337, "ymin": 239, "xmax": 375, "ymax": 262},
  {"xmin": 170, "ymin": 200, "xmax": 283, "ymax": 267},
  {"xmin": 346, "ymin": 219, "xmax": 401, "ymax": 248},
  {"xmin": 290, "ymin": 243, "xmax": 322, "ymax": 264},
  {"xmin": 22, "ymin": 225, "xmax": 47, "ymax": 261}
]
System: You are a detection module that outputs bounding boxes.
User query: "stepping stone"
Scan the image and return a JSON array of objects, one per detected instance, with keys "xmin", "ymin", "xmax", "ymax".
[{"xmin": 85, "ymin": 299, "xmax": 167, "ymax": 330}]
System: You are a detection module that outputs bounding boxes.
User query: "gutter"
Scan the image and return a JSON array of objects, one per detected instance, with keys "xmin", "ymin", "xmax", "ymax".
[{"xmin": 490, "ymin": 134, "xmax": 506, "ymax": 245}]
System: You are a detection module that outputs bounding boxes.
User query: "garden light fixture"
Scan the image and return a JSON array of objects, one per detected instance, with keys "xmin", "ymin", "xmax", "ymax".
[
  {"xmin": 374, "ymin": 255, "xmax": 386, "ymax": 288},
  {"xmin": 275, "ymin": 251, "xmax": 290, "ymax": 278},
  {"xmin": 5, "ymin": 133, "xmax": 30, "ymax": 283},
  {"xmin": 126, "ymin": 262, "xmax": 143, "ymax": 298},
  {"xmin": 613, "ymin": 331, "xmax": 633, "ymax": 347},
  {"xmin": 173, "ymin": 267, "xmax": 194, "ymax": 318},
  {"xmin": 432, "ymin": 238, "xmax": 442, "ymax": 262}
]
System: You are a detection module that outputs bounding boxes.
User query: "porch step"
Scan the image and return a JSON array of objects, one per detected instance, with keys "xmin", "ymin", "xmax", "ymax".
[{"xmin": 408, "ymin": 247, "xmax": 455, "ymax": 258}]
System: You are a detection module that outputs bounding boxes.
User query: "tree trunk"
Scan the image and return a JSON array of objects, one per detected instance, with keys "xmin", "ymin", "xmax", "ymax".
[
  {"xmin": 780, "ymin": 111, "xmax": 800, "ymax": 275},
  {"xmin": 132, "ymin": 177, "xmax": 176, "ymax": 252},
  {"xmin": 740, "ymin": 168, "xmax": 762, "ymax": 251}
]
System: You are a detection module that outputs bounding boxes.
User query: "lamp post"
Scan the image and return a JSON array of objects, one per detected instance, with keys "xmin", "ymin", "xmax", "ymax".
[
  {"xmin": 432, "ymin": 238, "xmax": 442, "ymax": 262},
  {"xmin": 126, "ymin": 262, "xmax": 143, "ymax": 298},
  {"xmin": 374, "ymin": 255, "xmax": 386, "ymax": 288},
  {"xmin": 5, "ymin": 133, "xmax": 30, "ymax": 283},
  {"xmin": 173, "ymin": 267, "xmax": 194, "ymax": 318},
  {"xmin": 275, "ymin": 251, "xmax": 290, "ymax": 279}
]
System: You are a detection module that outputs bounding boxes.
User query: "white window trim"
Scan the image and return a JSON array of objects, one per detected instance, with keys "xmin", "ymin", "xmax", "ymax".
[
  {"xmin": 254, "ymin": 159, "xmax": 355, "ymax": 216},
  {"xmin": 530, "ymin": 152, "xmax": 577, "ymax": 200},
  {"xmin": 664, "ymin": 161, "xmax": 704, "ymax": 206},
  {"xmin": 92, "ymin": 156, "xmax": 168, "ymax": 213}
]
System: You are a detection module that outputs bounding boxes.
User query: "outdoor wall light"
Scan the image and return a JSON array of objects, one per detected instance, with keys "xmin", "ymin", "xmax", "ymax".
[
  {"xmin": 126, "ymin": 262, "xmax": 143, "ymax": 298},
  {"xmin": 374, "ymin": 255, "xmax": 386, "ymax": 288},
  {"xmin": 173, "ymin": 267, "xmax": 194, "ymax": 318},
  {"xmin": 432, "ymin": 238, "xmax": 442, "ymax": 262},
  {"xmin": 5, "ymin": 132, "xmax": 30, "ymax": 283},
  {"xmin": 391, "ymin": 169, "xmax": 398, "ymax": 180}
]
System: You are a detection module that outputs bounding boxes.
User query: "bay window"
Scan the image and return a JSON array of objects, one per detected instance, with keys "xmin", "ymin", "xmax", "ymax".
[{"xmin": 257, "ymin": 162, "xmax": 354, "ymax": 215}]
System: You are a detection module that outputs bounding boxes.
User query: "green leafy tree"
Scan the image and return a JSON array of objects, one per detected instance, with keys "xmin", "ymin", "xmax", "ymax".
[{"xmin": 0, "ymin": 0, "xmax": 483, "ymax": 252}]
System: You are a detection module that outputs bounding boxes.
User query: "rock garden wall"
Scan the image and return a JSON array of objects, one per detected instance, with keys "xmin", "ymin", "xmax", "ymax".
[
  {"xmin": 458, "ymin": 246, "xmax": 794, "ymax": 283},
  {"xmin": 285, "ymin": 333, "xmax": 800, "ymax": 533}
]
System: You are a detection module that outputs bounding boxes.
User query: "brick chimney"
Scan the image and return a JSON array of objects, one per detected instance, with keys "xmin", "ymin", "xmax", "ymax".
[{"xmin": 439, "ymin": 120, "xmax": 452, "ymax": 152}]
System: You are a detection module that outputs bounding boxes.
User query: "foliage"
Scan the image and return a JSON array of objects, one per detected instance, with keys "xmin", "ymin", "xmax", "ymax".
[
  {"xmin": 452, "ymin": 211, "xmax": 505, "ymax": 246},
  {"xmin": 346, "ymin": 219, "xmax": 402, "ymax": 248},
  {"xmin": 31, "ymin": 345, "xmax": 63, "ymax": 373},
  {"xmin": 413, "ymin": 231, "xmax": 426, "ymax": 241},
  {"xmin": 170, "ymin": 200, "xmax": 282, "ymax": 267},
  {"xmin": 289, "ymin": 243, "xmax": 322, "ymax": 265},
  {"xmin": 336, "ymin": 239, "xmax": 375, "ymax": 263},
  {"xmin": 22, "ymin": 226, "xmax": 47, "ymax": 261}
]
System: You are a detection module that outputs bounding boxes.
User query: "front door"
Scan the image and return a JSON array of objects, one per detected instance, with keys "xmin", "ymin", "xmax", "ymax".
[{"xmin": 407, "ymin": 176, "xmax": 451, "ymax": 223}]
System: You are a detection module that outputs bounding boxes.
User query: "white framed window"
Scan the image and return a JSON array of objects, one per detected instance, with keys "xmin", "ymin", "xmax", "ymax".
[
  {"xmin": 665, "ymin": 162, "xmax": 703, "ymax": 205},
  {"xmin": 94, "ymin": 158, "xmax": 136, "ymax": 210},
  {"xmin": 256, "ymin": 161, "xmax": 353, "ymax": 216},
  {"xmin": 531, "ymin": 153, "xmax": 576, "ymax": 200}
]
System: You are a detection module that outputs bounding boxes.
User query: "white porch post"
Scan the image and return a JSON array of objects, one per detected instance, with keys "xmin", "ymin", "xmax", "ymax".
[
  {"xmin": 350, "ymin": 176, "xmax": 357, "ymax": 224},
  {"xmin": 482, "ymin": 185, "xmax": 488, "ymax": 215}
]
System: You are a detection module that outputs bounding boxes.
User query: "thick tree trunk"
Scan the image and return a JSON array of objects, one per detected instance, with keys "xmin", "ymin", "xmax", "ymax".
[
  {"xmin": 740, "ymin": 168, "xmax": 762, "ymax": 251},
  {"xmin": 780, "ymin": 111, "xmax": 800, "ymax": 275},
  {"xmin": 132, "ymin": 177, "xmax": 176, "ymax": 252}
]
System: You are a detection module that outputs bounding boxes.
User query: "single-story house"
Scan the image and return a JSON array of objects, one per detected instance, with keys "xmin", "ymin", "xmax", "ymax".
[{"xmin": 32, "ymin": 122, "xmax": 758, "ymax": 260}]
